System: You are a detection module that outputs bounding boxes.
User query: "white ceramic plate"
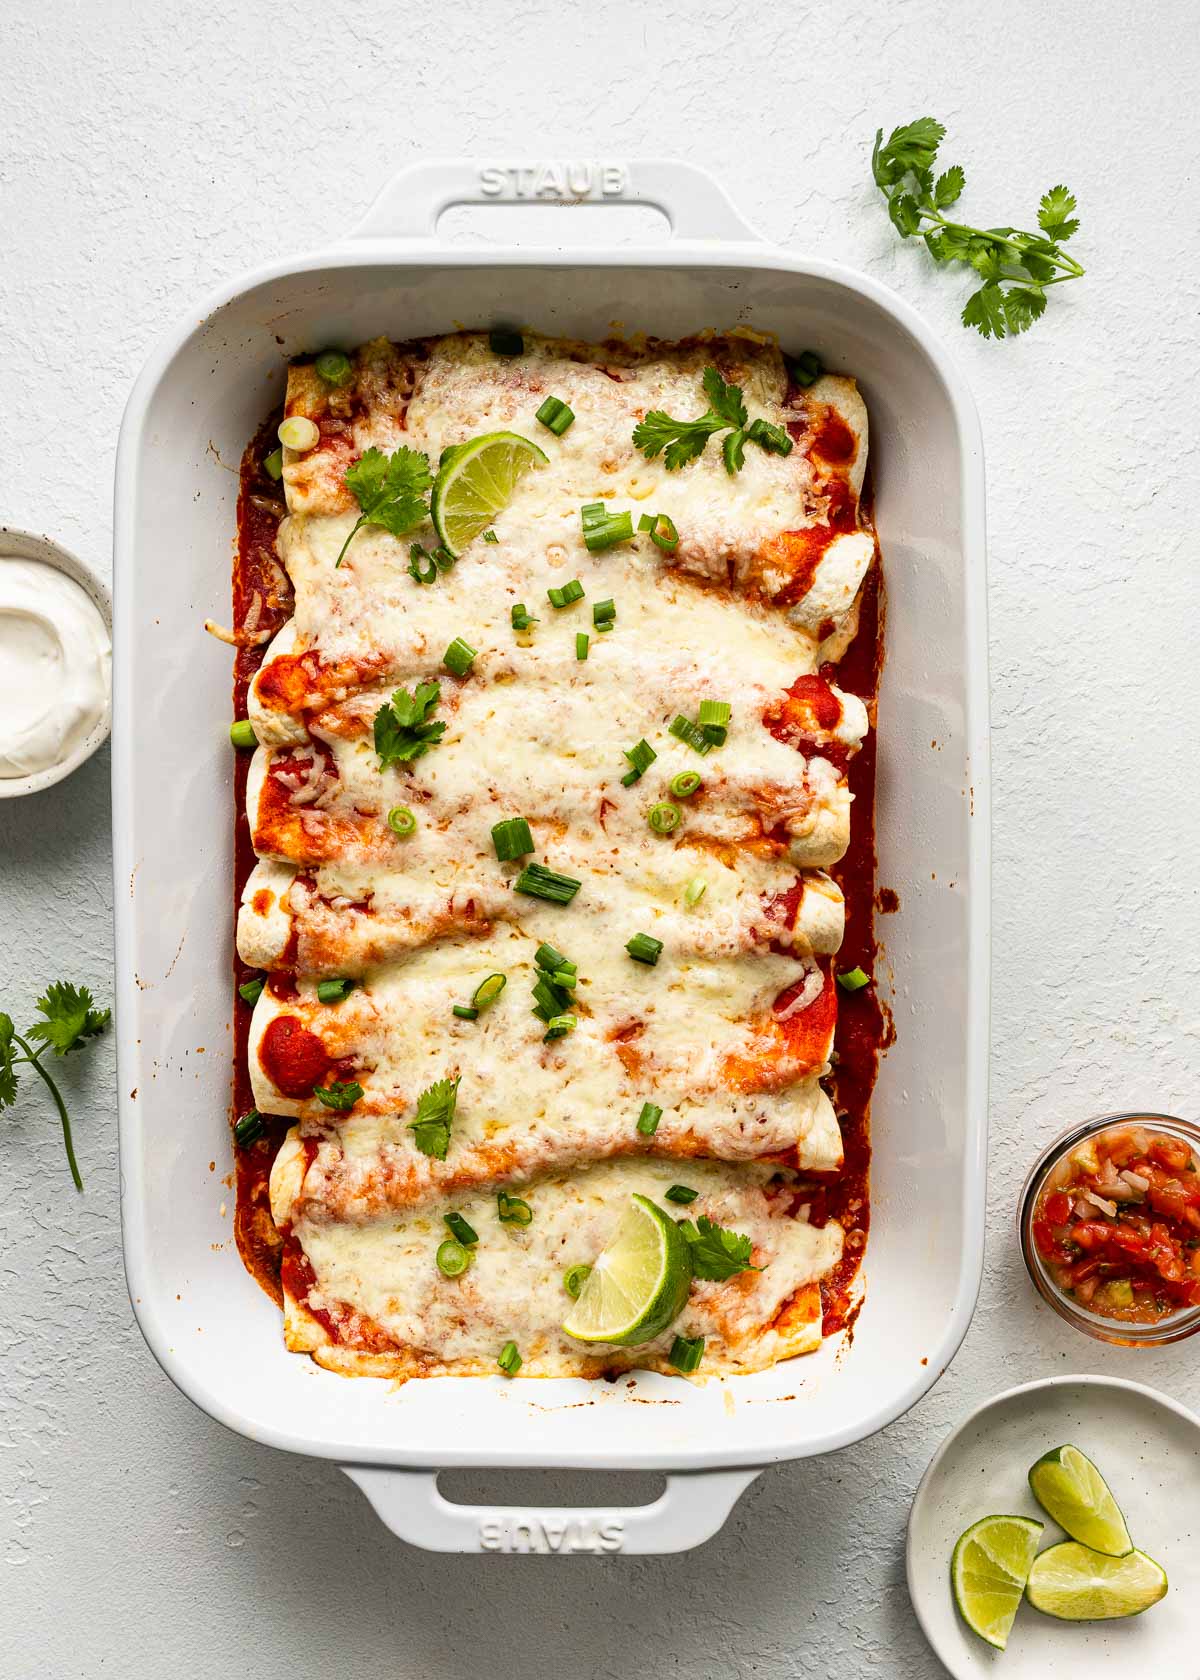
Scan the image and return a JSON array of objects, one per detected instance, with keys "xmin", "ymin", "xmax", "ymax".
[{"xmin": 907, "ymin": 1375, "xmax": 1200, "ymax": 1678}]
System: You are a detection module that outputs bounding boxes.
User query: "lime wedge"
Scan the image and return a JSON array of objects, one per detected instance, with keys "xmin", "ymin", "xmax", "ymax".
[
  {"xmin": 431, "ymin": 431, "xmax": 548, "ymax": 556},
  {"xmin": 951, "ymin": 1515, "xmax": 1044, "ymax": 1650},
  {"xmin": 1028, "ymin": 1444, "xmax": 1133, "ymax": 1556},
  {"xmin": 562, "ymin": 1194, "xmax": 692, "ymax": 1347},
  {"xmin": 1026, "ymin": 1541, "xmax": 1167, "ymax": 1621}
]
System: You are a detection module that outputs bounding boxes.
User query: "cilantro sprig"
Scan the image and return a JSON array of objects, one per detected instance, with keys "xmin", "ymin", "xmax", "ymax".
[
  {"xmin": 409, "ymin": 1076, "xmax": 460, "ymax": 1159},
  {"xmin": 313, "ymin": 1079, "xmax": 363, "ymax": 1112},
  {"xmin": 678, "ymin": 1214, "xmax": 763, "ymax": 1282},
  {"xmin": 633, "ymin": 367, "xmax": 793, "ymax": 474},
  {"xmin": 0, "ymin": 983, "xmax": 111, "ymax": 1190},
  {"xmin": 374, "ymin": 681, "xmax": 446, "ymax": 770},
  {"xmin": 872, "ymin": 117, "xmax": 1083, "ymax": 339},
  {"xmin": 336, "ymin": 445, "xmax": 434, "ymax": 568}
]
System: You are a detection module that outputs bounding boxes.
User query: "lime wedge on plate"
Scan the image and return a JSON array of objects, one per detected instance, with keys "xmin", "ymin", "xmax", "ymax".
[
  {"xmin": 951, "ymin": 1515, "xmax": 1044, "ymax": 1649},
  {"xmin": 562, "ymin": 1194, "xmax": 691, "ymax": 1346},
  {"xmin": 431, "ymin": 431, "xmax": 548, "ymax": 555},
  {"xmin": 1028, "ymin": 1444, "xmax": 1133, "ymax": 1556},
  {"xmin": 1026, "ymin": 1541, "xmax": 1167, "ymax": 1620}
]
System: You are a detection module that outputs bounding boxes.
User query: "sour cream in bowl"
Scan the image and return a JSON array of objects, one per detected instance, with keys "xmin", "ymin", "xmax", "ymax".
[{"xmin": 0, "ymin": 530, "xmax": 111, "ymax": 797}]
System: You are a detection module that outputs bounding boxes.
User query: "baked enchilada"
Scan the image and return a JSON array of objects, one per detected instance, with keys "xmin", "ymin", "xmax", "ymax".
[{"xmin": 225, "ymin": 331, "xmax": 883, "ymax": 1381}]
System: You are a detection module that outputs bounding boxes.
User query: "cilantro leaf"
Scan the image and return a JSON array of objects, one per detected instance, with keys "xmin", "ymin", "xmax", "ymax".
[
  {"xmin": 27, "ymin": 983, "xmax": 111, "ymax": 1056},
  {"xmin": 632, "ymin": 409, "xmax": 724, "ymax": 471},
  {"xmin": 1038, "ymin": 184, "xmax": 1080, "ymax": 241},
  {"xmin": 633, "ymin": 365, "xmax": 789, "ymax": 474},
  {"xmin": 0, "ymin": 1015, "xmax": 17, "ymax": 1108},
  {"xmin": 312, "ymin": 1080, "xmax": 363, "ymax": 1111},
  {"xmin": 409, "ymin": 1076, "xmax": 460, "ymax": 1159},
  {"xmin": 373, "ymin": 681, "xmax": 446, "ymax": 770},
  {"xmin": 879, "ymin": 117, "xmax": 945, "ymax": 174},
  {"xmin": 872, "ymin": 117, "xmax": 1083, "ymax": 339},
  {"xmin": 335, "ymin": 445, "xmax": 434, "ymax": 567},
  {"xmin": 700, "ymin": 367, "xmax": 747, "ymax": 431},
  {"xmin": 2, "ymin": 981, "xmax": 110, "ymax": 1189},
  {"xmin": 935, "ymin": 165, "xmax": 965, "ymax": 207},
  {"xmin": 962, "ymin": 283, "xmax": 1009, "ymax": 339},
  {"xmin": 678, "ymin": 1214, "xmax": 763, "ymax": 1282},
  {"xmin": 1002, "ymin": 286, "xmax": 1047, "ymax": 336}
]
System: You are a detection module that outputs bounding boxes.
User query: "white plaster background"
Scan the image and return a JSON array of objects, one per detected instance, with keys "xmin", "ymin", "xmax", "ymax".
[{"xmin": 2, "ymin": 1, "xmax": 1198, "ymax": 1674}]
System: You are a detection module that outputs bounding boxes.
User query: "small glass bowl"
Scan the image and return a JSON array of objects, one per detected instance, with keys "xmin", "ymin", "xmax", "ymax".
[{"xmin": 1018, "ymin": 1111, "xmax": 1200, "ymax": 1347}]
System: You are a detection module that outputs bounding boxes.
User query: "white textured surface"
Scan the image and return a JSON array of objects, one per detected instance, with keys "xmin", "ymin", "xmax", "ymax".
[{"xmin": 2, "ymin": 1, "xmax": 1198, "ymax": 1674}]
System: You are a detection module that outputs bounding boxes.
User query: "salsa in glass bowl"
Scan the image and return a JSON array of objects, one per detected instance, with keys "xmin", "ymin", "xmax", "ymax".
[{"xmin": 1019, "ymin": 1113, "xmax": 1200, "ymax": 1346}]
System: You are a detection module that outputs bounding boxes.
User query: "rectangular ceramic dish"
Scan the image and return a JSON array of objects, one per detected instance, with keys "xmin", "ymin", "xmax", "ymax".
[{"xmin": 113, "ymin": 159, "xmax": 989, "ymax": 1554}]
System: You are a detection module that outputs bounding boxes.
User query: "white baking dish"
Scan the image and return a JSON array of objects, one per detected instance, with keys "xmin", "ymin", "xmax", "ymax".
[{"xmin": 113, "ymin": 160, "xmax": 989, "ymax": 1555}]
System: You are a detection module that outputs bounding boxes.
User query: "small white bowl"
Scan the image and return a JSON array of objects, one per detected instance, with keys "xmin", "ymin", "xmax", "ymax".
[
  {"xmin": 907, "ymin": 1375, "xmax": 1200, "ymax": 1678},
  {"xmin": 0, "ymin": 527, "xmax": 112, "ymax": 798}
]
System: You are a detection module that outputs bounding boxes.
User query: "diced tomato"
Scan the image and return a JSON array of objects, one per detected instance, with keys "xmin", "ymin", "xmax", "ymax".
[
  {"xmin": 1150, "ymin": 1135, "xmax": 1194, "ymax": 1173},
  {"xmin": 1043, "ymin": 1191, "xmax": 1073, "ymax": 1225}
]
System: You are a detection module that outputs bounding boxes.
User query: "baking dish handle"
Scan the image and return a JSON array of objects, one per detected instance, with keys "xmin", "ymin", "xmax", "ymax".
[
  {"xmin": 347, "ymin": 159, "xmax": 762, "ymax": 245},
  {"xmin": 342, "ymin": 1464, "xmax": 761, "ymax": 1554}
]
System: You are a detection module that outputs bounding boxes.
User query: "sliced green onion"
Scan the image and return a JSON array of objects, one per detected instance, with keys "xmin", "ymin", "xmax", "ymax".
[
  {"xmin": 592, "ymin": 598, "xmax": 616, "ymax": 630},
  {"xmin": 534, "ymin": 942, "xmax": 569, "ymax": 974},
  {"xmin": 697, "ymin": 699, "xmax": 731, "ymax": 745},
  {"xmin": 547, "ymin": 578, "xmax": 585, "ymax": 608},
  {"xmin": 536, "ymin": 395, "xmax": 575, "ymax": 435},
  {"xmin": 230, "ymin": 719, "xmax": 257, "ymax": 749},
  {"xmin": 483, "ymin": 529, "xmax": 499, "ymax": 544},
  {"xmin": 238, "ymin": 976, "xmax": 265, "ymax": 1006},
  {"xmin": 489, "ymin": 329, "xmax": 524, "ymax": 357},
  {"xmin": 511, "ymin": 602, "xmax": 538, "ymax": 631},
  {"xmin": 668, "ymin": 715, "xmax": 711, "ymax": 755},
  {"xmin": 387, "ymin": 805, "xmax": 417, "ymax": 838},
  {"xmin": 636, "ymin": 1101, "xmax": 663, "ymax": 1136},
  {"xmin": 745, "ymin": 416, "xmax": 793, "ymax": 456},
  {"xmin": 722, "ymin": 429, "xmax": 746, "ymax": 475},
  {"xmin": 669, "ymin": 770, "xmax": 702, "ymax": 799},
  {"xmin": 563, "ymin": 1263, "xmax": 592, "ymax": 1299},
  {"xmin": 497, "ymin": 1340, "xmax": 523, "ymax": 1376},
  {"xmin": 443, "ymin": 636, "xmax": 477, "ymax": 677},
  {"xmin": 665, "ymin": 1184, "xmax": 699, "ymax": 1205},
  {"xmin": 452, "ymin": 1004, "xmax": 479, "ymax": 1020},
  {"xmin": 492, "ymin": 817, "xmax": 534, "ymax": 862},
  {"xmin": 626, "ymin": 933, "xmax": 664, "ymax": 966},
  {"xmin": 621, "ymin": 737, "xmax": 657, "ymax": 786},
  {"xmin": 408, "ymin": 546, "xmax": 439, "ymax": 585},
  {"xmin": 837, "ymin": 966, "xmax": 871, "ymax": 992},
  {"xmin": 278, "ymin": 414, "xmax": 319, "ymax": 452},
  {"xmin": 316, "ymin": 977, "xmax": 356, "ymax": 1005},
  {"xmin": 531, "ymin": 976, "xmax": 570, "ymax": 1020},
  {"xmin": 636, "ymin": 511, "xmax": 680, "ymax": 552},
  {"xmin": 315, "ymin": 350, "xmax": 354, "ymax": 387},
  {"xmin": 234, "ymin": 1109, "xmax": 265, "ymax": 1147},
  {"xmin": 436, "ymin": 1238, "xmax": 471, "ymax": 1278},
  {"xmin": 514, "ymin": 862, "xmax": 581, "ymax": 904},
  {"xmin": 444, "ymin": 1211, "xmax": 479, "ymax": 1246},
  {"xmin": 576, "ymin": 631, "xmax": 589, "ymax": 661},
  {"xmin": 263, "ymin": 447, "xmax": 284, "ymax": 481},
  {"xmin": 581, "ymin": 502, "xmax": 635, "ymax": 552},
  {"xmin": 497, "ymin": 1190, "xmax": 533, "ymax": 1226},
  {"xmin": 788, "ymin": 349, "xmax": 824, "ymax": 388},
  {"xmin": 669, "ymin": 1333, "xmax": 705, "ymax": 1373},
  {"xmin": 549, "ymin": 967, "xmax": 577, "ymax": 988},
  {"xmin": 684, "ymin": 877, "xmax": 708, "ymax": 908},
  {"xmin": 543, "ymin": 1013, "xmax": 576, "ymax": 1042},
  {"xmin": 647, "ymin": 801, "xmax": 682, "ymax": 835},
  {"xmin": 472, "ymin": 973, "xmax": 507, "ymax": 1010}
]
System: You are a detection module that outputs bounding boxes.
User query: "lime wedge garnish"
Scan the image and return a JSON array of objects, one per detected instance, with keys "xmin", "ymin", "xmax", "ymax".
[
  {"xmin": 1026, "ymin": 1541, "xmax": 1167, "ymax": 1621},
  {"xmin": 1028, "ymin": 1444, "xmax": 1133, "ymax": 1556},
  {"xmin": 431, "ymin": 431, "xmax": 548, "ymax": 556},
  {"xmin": 951, "ymin": 1515, "xmax": 1044, "ymax": 1650},
  {"xmin": 562, "ymin": 1193, "xmax": 692, "ymax": 1347}
]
